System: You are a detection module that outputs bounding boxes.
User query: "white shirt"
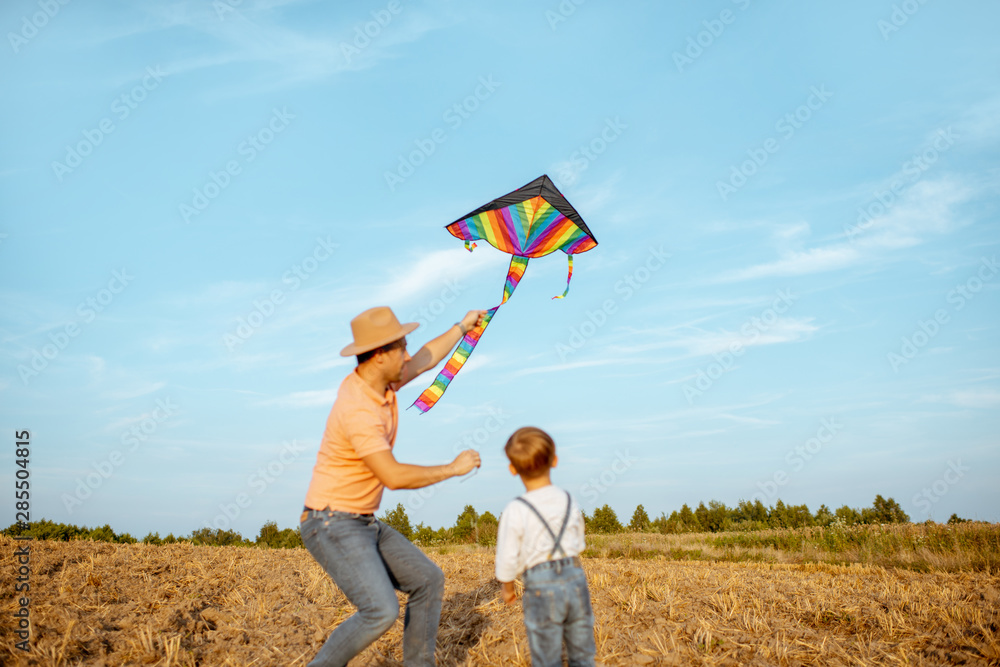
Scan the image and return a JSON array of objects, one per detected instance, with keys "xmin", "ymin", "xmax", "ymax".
[{"xmin": 495, "ymin": 485, "xmax": 586, "ymax": 583}]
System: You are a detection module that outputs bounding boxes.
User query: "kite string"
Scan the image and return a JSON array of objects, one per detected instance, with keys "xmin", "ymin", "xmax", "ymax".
[{"xmin": 411, "ymin": 255, "xmax": 529, "ymax": 413}]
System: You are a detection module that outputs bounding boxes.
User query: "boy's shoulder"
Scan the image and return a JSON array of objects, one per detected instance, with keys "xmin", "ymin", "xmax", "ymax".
[{"xmin": 503, "ymin": 485, "xmax": 574, "ymax": 512}]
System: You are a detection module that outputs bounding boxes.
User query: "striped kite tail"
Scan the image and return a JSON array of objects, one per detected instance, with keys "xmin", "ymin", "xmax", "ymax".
[{"xmin": 411, "ymin": 255, "xmax": 528, "ymax": 413}]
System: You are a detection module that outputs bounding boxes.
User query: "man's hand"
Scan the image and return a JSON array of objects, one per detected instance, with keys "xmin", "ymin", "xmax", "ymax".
[
  {"xmin": 501, "ymin": 581, "xmax": 517, "ymax": 604},
  {"xmin": 393, "ymin": 309, "xmax": 490, "ymax": 389},
  {"xmin": 459, "ymin": 309, "xmax": 488, "ymax": 334},
  {"xmin": 450, "ymin": 449, "xmax": 481, "ymax": 476}
]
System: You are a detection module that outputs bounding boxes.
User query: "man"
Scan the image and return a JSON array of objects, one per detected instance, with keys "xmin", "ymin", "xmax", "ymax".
[{"xmin": 301, "ymin": 305, "xmax": 485, "ymax": 667}]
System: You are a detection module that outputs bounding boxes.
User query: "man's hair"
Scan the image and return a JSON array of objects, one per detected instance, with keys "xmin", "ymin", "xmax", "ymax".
[
  {"xmin": 356, "ymin": 337, "xmax": 406, "ymax": 365},
  {"xmin": 504, "ymin": 427, "xmax": 556, "ymax": 479}
]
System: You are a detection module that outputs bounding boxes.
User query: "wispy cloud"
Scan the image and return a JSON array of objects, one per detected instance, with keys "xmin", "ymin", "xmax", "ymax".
[
  {"xmin": 921, "ymin": 388, "xmax": 1000, "ymax": 409},
  {"xmin": 102, "ymin": 381, "xmax": 168, "ymax": 401},
  {"xmin": 610, "ymin": 317, "xmax": 820, "ymax": 358},
  {"xmin": 255, "ymin": 388, "xmax": 338, "ymax": 408},
  {"xmin": 715, "ymin": 175, "xmax": 974, "ymax": 283},
  {"xmin": 714, "ymin": 246, "xmax": 861, "ymax": 283},
  {"xmin": 68, "ymin": 0, "xmax": 449, "ymax": 97},
  {"xmin": 372, "ymin": 247, "xmax": 507, "ymax": 305}
]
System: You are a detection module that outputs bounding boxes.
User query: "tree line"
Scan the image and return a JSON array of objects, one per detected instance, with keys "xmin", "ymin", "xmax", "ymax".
[
  {"xmin": 1, "ymin": 518, "xmax": 302, "ymax": 549},
  {"xmin": 2, "ymin": 496, "xmax": 972, "ymax": 549},
  {"xmin": 589, "ymin": 494, "xmax": 913, "ymax": 535}
]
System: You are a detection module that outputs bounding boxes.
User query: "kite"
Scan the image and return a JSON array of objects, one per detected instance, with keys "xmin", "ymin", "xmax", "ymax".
[{"xmin": 412, "ymin": 174, "xmax": 598, "ymax": 413}]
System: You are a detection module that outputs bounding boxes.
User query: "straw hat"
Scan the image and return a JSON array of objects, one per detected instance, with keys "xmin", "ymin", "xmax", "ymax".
[{"xmin": 340, "ymin": 306, "xmax": 418, "ymax": 357}]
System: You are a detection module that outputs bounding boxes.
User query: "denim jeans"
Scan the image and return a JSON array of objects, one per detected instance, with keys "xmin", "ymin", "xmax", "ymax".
[
  {"xmin": 521, "ymin": 558, "xmax": 596, "ymax": 667},
  {"xmin": 301, "ymin": 509, "xmax": 444, "ymax": 667}
]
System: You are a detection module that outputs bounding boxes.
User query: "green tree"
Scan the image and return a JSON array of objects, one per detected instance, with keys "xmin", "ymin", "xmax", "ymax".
[
  {"xmin": 274, "ymin": 527, "xmax": 303, "ymax": 548},
  {"xmin": 142, "ymin": 532, "xmax": 162, "ymax": 545},
  {"xmin": 814, "ymin": 504, "xmax": 834, "ymax": 526},
  {"xmin": 769, "ymin": 500, "xmax": 789, "ymax": 528},
  {"xmin": 477, "ymin": 511, "xmax": 499, "ymax": 546},
  {"xmin": 190, "ymin": 527, "xmax": 247, "ymax": 546},
  {"xmin": 88, "ymin": 524, "xmax": 116, "ymax": 542},
  {"xmin": 256, "ymin": 520, "xmax": 281, "ymax": 547},
  {"xmin": 590, "ymin": 504, "xmax": 623, "ymax": 534},
  {"xmin": 734, "ymin": 499, "xmax": 768, "ymax": 525},
  {"xmin": 412, "ymin": 522, "xmax": 438, "ymax": 545},
  {"xmin": 705, "ymin": 500, "xmax": 731, "ymax": 532},
  {"xmin": 380, "ymin": 503, "xmax": 413, "ymax": 540},
  {"xmin": 677, "ymin": 504, "xmax": 696, "ymax": 532},
  {"xmin": 872, "ymin": 495, "xmax": 909, "ymax": 524},
  {"xmin": 834, "ymin": 505, "xmax": 861, "ymax": 525},
  {"xmin": 452, "ymin": 504, "xmax": 479, "ymax": 542},
  {"xmin": 413, "ymin": 522, "xmax": 449, "ymax": 546},
  {"xmin": 651, "ymin": 512, "xmax": 671, "ymax": 534},
  {"xmin": 785, "ymin": 503, "xmax": 814, "ymax": 529},
  {"xmin": 694, "ymin": 502, "xmax": 709, "ymax": 532},
  {"xmin": 628, "ymin": 505, "xmax": 651, "ymax": 532},
  {"xmin": 947, "ymin": 513, "xmax": 969, "ymax": 525}
]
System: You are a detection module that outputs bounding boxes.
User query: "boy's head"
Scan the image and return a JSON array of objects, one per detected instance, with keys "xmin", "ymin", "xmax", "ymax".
[{"xmin": 504, "ymin": 427, "xmax": 557, "ymax": 479}]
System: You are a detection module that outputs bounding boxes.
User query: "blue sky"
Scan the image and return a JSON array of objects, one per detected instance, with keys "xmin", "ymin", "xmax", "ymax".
[{"xmin": 2, "ymin": 0, "xmax": 998, "ymax": 538}]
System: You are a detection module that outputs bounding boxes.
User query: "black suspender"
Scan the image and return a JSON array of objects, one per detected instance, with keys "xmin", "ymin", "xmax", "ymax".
[{"xmin": 514, "ymin": 490, "xmax": 573, "ymax": 559}]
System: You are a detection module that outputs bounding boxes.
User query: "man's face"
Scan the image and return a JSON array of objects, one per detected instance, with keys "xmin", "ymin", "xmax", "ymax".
[{"xmin": 382, "ymin": 338, "xmax": 410, "ymax": 382}]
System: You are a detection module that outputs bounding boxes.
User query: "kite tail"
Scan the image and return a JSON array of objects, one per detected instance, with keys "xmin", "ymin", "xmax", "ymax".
[
  {"xmin": 411, "ymin": 255, "xmax": 529, "ymax": 413},
  {"xmin": 552, "ymin": 255, "xmax": 574, "ymax": 299}
]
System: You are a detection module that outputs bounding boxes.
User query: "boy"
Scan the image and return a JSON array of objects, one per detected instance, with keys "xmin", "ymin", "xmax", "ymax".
[{"xmin": 495, "ymin": 426, "xmax": 596, "ymax": 667}]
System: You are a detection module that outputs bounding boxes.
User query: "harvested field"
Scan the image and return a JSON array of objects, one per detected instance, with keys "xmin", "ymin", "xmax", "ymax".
[{"xmin": 1, "ymin": 535, "xmax": 998, "ymax": 666}]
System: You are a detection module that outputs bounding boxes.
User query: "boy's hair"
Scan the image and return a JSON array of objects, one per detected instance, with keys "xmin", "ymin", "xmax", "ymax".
[{"xmin": 504, "ymin": 427, "xmax": 556, "ymax": 479}]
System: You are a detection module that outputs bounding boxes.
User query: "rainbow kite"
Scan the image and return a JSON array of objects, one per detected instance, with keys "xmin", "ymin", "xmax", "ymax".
[{"xmin": 412, "ymin": 174, "xmax": 598, "ymax": 413}]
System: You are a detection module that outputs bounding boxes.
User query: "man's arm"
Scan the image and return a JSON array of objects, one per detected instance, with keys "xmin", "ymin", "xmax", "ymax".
[
  {"xmin": 362, "ymin": 448, "xmax": 480, "ymax": 490},
  {"xmin": 393, "ymin": 309, "xmax": 487, "ymax": 389}
]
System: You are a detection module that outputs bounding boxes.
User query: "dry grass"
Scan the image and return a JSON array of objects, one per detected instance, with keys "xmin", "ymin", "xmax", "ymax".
[
  {"xmin": 584, "ymin": 522, "xmax": 1000, "ymax": 574},
  {"xmin": 1, "ymin": 534, "xmax": 998, "ymax": 665}
]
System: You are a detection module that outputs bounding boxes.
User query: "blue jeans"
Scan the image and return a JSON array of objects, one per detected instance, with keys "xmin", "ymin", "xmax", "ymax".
[
  {"xmin": 301, "ymin": 509, "xmax": 444, "ymax": 667},
  {"xmin": 521, "ymin": 558, "xmax": 596, "ymax": 667}
]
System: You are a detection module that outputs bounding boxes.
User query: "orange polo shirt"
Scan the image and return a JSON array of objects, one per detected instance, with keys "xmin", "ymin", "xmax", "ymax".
[{"xmin": 304, "ymin": 369, "xmax": 398, "ymax": 514}]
